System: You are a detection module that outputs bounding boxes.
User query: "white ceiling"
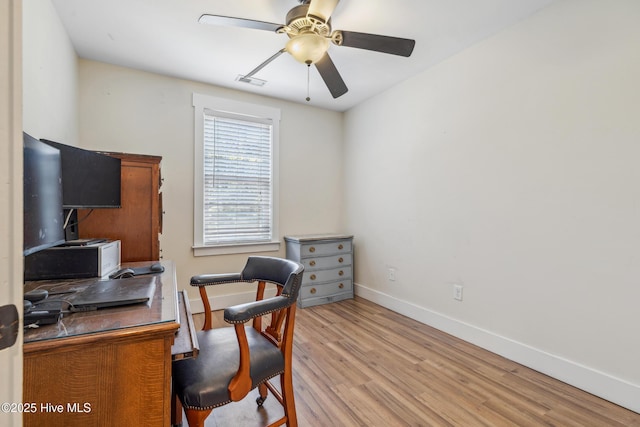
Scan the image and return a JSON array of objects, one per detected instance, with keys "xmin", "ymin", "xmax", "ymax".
[{"xmin": 51, "ymin": 0, "xmax": 556, "ymax": 112}]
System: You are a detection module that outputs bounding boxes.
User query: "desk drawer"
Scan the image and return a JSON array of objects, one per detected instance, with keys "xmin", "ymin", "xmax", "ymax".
[{"xmin": 172, "ymin": 290, "xmax": 199, "ymax": 360}]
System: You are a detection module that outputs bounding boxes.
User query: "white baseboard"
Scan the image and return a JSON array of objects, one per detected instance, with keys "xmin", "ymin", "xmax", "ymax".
[{"xmin": 354, "ymin": 282, "xmax": 640, "ymax": 414}]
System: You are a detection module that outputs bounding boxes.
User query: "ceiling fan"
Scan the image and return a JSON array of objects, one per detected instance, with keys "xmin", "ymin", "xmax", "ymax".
[{"xmin": 199, "ymin": 0, "xmax": 416, "ymax": 100}]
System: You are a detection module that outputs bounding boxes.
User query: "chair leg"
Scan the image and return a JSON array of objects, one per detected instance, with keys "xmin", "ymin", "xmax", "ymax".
[
  {"xmin": 184, "ymin": 408, "xmax": 213, "ymax": 427},
  {"xmin": 257, "ymin": 382, "xmax": 269, "ymax": 407},
  {"xmin": 281, "ymin": 371, "xmax": 298, "ymax": 427}
]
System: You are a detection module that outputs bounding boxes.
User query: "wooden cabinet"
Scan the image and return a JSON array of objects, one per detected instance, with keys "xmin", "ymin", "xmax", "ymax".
[
  {"xmin": 79, "ymin": 153, "xmax": 162, "ymax": 262},
  {"xmin": 284, "ymin": 234, "xmax": 354, "ymax": 308}
]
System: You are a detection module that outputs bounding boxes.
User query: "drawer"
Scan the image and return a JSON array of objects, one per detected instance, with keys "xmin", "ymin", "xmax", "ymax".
[
  {"xmin": 302, "ymin": 253, "xmax": 352, "ymax": 270},
  {"xmin": 300, "ymin": 240, "xmax": 352, "ymax": 257},
  {"xmin": 300, "ymin": 280, "xmax": 353, "ymax": 299},
  {"xmin": 298, "ymin": 291, "xmax": 353, "ymax": 308},
  {"xmin": 302, "ymin": 266, "xmax": 352, "ymax": 285},
  {"xmin": 172, "ymin": 290, "xmax": 199, "ymax": 361}
]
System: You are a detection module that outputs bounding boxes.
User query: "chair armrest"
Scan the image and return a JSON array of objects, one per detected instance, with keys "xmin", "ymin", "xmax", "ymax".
[
  {"xmin": 190, "ymin": 273, "xmax": 243, "ymax": 287},
  {"xmin": 224, "ymin": 295, "xmax": 291, "ymax": 324}
]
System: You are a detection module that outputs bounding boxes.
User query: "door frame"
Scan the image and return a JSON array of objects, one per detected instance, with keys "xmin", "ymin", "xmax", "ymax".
[{"xmin": 0, "ymin": 0, "xmax": 24, "ymax": 426}]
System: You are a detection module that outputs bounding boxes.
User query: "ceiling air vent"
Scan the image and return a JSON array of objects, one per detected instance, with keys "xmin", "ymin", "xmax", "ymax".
[{"xmin": 236, "ymin": 75, "xmax": 266, "ymax": 86}]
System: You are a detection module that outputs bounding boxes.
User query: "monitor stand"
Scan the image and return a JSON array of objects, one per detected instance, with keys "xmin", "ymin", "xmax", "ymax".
[
  {"xmin": 63, "ymin": 209, "xmax": 107, "ymax": 245},
  {"xmin": 63, "ymin": 209, "xmax": 79, "ymax": 241}
]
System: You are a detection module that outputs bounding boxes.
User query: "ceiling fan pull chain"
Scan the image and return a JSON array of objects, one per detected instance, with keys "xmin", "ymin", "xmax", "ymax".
[{"xmin": 306, "ymin": 63, "xmax": 311, "ymax": 102}]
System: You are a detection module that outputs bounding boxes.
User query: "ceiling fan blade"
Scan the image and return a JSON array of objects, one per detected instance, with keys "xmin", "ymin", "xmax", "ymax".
[
  {"xmin": 339, "ymin": 31, "xmax": 415, "ymax": 57},
  {"xmin": 242, "ymin": 49, "xmax": 286, "ymax": 80},
  {"xmin": 315, "ymin": 53, "xmax": 348, "ymax": 98},
  {"xmin": 198, "ymin": 14, "xmax": 282, "ymax": 32},
  {"xmin": 307, "ymin": 0, "xmax": 340, "ymax": 23}
]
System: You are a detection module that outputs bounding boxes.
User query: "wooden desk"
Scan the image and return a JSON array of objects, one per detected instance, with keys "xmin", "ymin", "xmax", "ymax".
[{"xmin": 23, "ymin": 260, "xmax": 193, "ymax": 427}]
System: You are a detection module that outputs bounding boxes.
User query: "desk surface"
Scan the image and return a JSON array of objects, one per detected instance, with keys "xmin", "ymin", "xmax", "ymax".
[{"xmin": 24, "ymin": 260, "xmax": 179, "ymax": 346}]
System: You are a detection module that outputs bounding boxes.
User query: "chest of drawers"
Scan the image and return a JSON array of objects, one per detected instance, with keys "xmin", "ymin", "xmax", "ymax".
[{"xmin": 284, "ymin": 234, "xmax": 354, "ymax": 308}]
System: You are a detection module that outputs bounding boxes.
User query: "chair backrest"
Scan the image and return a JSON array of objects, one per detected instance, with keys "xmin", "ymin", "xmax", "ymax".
[
  {"xmin": 239, "ymin": 256, "xmax": 304, "ymax": 366},
  {"xmin": 240, "ymin": 256, "xmax": 304, "ymax": 300}
]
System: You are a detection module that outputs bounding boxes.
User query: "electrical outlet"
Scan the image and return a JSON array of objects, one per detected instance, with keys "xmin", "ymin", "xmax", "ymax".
[
  {"xmin": 453, "ymin": 284, "xmax": 463, "ymax": 301},
  {"xmin": 388, "ymin": 268, "xmax": 396, "ymax": 281}
]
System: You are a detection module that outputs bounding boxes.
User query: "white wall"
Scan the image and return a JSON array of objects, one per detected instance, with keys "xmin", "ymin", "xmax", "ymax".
[
  {"xmin": 344, "ymin": 0, "xmax": 640, "ymax": 411},
  {"xmin": 77, "ymin": 60, "xmax": 344, "ymax": 301},
  {"xmin": 22, "ymin": 0, "xmax": 78, "ymax": 144}
]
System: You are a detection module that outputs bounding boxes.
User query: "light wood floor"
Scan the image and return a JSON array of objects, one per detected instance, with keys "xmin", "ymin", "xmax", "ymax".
[{"xmin": 188, "ymin": 297, "xmax": 639, "ymax": 427}]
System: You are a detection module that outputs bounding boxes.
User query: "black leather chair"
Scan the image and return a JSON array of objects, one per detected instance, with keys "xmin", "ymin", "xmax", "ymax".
[{"xmin": 172, "ymin": 256, "xmax": 304, "ymax": 427}]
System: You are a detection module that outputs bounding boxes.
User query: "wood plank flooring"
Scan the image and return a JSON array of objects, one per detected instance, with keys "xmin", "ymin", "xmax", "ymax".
[{"xmin": 187, "ymin": 297, "xmax": 639, "ymax": 427}]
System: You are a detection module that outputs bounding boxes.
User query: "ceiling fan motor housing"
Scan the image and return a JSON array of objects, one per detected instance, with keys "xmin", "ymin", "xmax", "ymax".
[{"xmin": 285, "ymin": 4, "xmax": 332, "ymax": 37}]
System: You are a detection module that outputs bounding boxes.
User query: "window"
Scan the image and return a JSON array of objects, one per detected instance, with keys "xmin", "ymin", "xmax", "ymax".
[{"xmin": 193, "ymin": 94, "xmax": 280, "ymax": 256}]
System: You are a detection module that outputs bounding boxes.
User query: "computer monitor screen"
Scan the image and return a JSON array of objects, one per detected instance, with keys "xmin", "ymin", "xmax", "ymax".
[
  {"xmin": 40, "ymin": 139, "xmax": 121, "ymax": 209},
  {"xmin": 23, "ymin": 132, "xmax": 66, "ymax": 256}
]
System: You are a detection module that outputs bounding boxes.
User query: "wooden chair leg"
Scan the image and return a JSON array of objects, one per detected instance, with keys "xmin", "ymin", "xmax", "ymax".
[
  {"xmin": 257, "ymin": 382, "xmax": 269, "ymax": 406},
  {"xmin": 281, "ymin": 371, "xmax": 298, "ymax": 427},
  {"xmin": 185, "ymin": 408, "xmax": 213, "ymax": 427}
]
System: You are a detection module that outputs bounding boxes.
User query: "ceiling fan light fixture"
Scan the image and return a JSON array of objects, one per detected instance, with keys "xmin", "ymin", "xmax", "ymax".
[{"xmin": 286, "ymin": 32, "xmax": 329, "ymax": 64}]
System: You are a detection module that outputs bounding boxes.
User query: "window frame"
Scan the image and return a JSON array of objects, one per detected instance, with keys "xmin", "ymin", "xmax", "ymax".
[{"xmin": 192, "ymin": 93, "xmax": 280, "ymax": 256}]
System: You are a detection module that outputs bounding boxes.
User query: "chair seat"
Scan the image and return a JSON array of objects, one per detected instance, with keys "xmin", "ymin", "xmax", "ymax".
[{"xmin": 173, "ymin": 326, "xmax": 285, "ymax": 410}]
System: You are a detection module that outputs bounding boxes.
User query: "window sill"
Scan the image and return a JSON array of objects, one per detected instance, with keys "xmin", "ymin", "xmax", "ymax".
[{"xmin": 192, "ymin": 241, "xmax": 281, "ymax": 257}]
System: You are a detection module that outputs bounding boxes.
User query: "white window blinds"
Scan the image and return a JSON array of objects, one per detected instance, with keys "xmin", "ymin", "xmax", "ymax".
[{"xmin": 203, "ymin": 111, "xmax": 273, "ymax": 245}]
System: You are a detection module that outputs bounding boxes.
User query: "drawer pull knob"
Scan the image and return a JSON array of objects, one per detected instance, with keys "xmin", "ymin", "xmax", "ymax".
[
  {"xmin": 309, "ymin": 260, "xmax": 316, "ymax": 267},
  {"xmin": 339, "ymin": 283, "xmax": 344, "ymax": 289},
  {"xmin": 338, "ymin": 244, "xmax": 344, "ymax": 250},
  {"xmin": 310, "ymin": 274, "xmax": 317, "ymax": 280},
  {"xmin": 338, "ymin": 270, "xmax": 344, "ymax": 276},
  {"xmin": 310, "ymin": 288, "xmax": 317, "ymax": 294},
  {"xmin": 309, "ymin": 247, "xmax": 315, "ymax": 253},
  {"xmin": 338, "ymin": 257, "xmax": 343, "ymax": 263}
]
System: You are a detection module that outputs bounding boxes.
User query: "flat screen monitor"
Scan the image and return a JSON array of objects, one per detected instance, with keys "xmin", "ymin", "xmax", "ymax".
[
  {"xmin": 23, "ymin": 132, "xmax": 66, "ymax": 256},
  {"xmin": 40, "ymin": 139, "xmax": 121, "ymax": 209}
]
